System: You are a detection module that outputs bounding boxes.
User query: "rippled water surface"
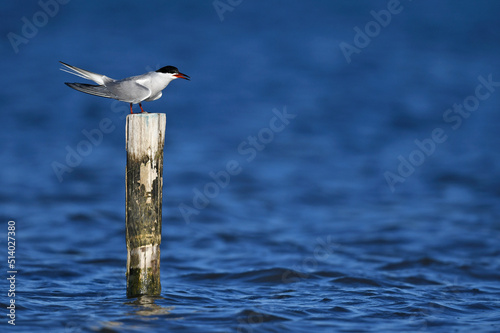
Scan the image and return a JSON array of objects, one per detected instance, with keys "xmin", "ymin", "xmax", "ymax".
[{"xmin": 1, "ymin": 1, "xmax": 500, "ymax": 332}]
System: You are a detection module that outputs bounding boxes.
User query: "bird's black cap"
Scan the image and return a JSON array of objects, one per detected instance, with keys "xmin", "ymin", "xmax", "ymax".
[{"xmin": 156, "ymin": 66, "xmax": 179, "ymax": 74}]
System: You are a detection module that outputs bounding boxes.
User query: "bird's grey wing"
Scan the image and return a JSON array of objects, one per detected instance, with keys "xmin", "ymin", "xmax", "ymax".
[
  {"xmin": 65, "ymin": 83, "xmax": 119, "ymax": 100},
  {"xmin": 105, "ymin": 79, "xmax": 152, "ymax": 103}
]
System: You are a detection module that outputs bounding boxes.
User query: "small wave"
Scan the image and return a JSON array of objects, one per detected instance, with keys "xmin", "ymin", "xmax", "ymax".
[
  {"xmin": 236, "ymin": 309, "xmax": 290, "ymax": 323},
  {"xmin": 182, "ymin": 267, "xmax": 312, "ymax": 284},
  {"xmin": 332, "ymin": 276, "xmax": 381, "ymax": 287},
  {"xmin": 380, "ymin": 257, "xmax": 447, "ymax": 270}
]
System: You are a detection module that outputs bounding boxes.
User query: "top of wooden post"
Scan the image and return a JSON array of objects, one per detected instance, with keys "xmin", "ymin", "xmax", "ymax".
[{"xmin": 126, "ymin": 113, "xmax": 167, "ymax": 160}]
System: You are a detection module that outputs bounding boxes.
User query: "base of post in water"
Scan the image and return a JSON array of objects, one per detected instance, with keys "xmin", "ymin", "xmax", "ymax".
[{"xmin": 126, "ymin": 244, "xmax": 161, "ymax": 298}]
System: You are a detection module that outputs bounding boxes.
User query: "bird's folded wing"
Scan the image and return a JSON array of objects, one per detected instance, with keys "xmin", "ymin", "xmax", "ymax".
[{"xmin": 105, "ymin": 80, "xmax": 151, "ymax": 103}]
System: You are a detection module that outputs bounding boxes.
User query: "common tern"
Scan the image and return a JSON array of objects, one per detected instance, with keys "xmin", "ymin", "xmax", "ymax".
[{"xmin": 60, "ymin": 61, "xmax": 190, "ymax": 114}]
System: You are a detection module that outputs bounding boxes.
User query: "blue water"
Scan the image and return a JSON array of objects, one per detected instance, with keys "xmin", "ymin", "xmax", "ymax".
[{"xmin": 1, "ymin": 1, "xmax": 500, "ymax": 332}]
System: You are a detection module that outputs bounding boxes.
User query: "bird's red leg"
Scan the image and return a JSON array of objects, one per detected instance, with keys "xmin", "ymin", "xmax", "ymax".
[
  {"xmin": 139, "ymin": 103, "xmax": 147, "ymax": 113},
  {"xmin": 130, "ymin": 103, "xmax": 133, "ymax": 114}
]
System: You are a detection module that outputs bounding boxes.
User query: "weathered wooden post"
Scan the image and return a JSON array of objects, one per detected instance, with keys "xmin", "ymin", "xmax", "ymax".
[{"xmin": 125, "ymin": 113, "xmax": 166, "ymax": 298}]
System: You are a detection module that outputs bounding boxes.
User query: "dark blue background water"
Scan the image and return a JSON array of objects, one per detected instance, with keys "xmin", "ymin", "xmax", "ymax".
[{"xmin": 1, "ymin": 1, "xmax": 500, "ymax": 332}]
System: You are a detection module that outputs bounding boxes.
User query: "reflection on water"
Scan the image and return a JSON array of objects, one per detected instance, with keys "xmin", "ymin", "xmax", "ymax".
[{"xmin": 126, "ymin": 296, "xmax": 174, "ymax": 318}]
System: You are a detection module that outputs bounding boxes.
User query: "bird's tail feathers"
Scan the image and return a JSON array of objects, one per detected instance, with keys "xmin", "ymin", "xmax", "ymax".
[{"xmin": 59, "ymin": 61, "xmax": 114, "ymax": 85}]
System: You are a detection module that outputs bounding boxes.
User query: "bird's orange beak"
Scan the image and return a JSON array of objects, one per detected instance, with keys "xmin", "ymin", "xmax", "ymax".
[{"xmin": 174, "ymin": 73, "xmax": 190, "ymax": 80}]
